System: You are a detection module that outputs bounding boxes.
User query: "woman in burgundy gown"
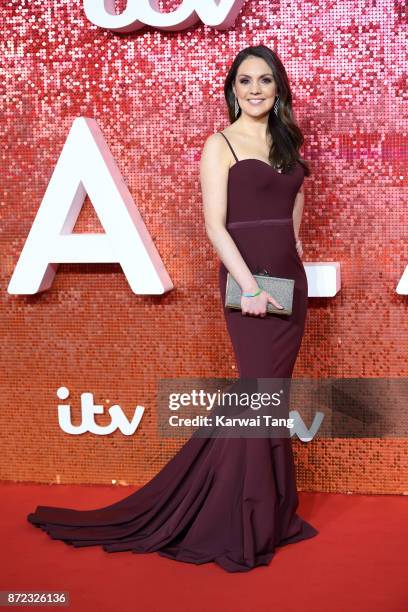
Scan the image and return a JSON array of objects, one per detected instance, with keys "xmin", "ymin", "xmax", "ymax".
[{"xmin": 27, "ymin": 45, "xmax": 318, "ymax": 573}]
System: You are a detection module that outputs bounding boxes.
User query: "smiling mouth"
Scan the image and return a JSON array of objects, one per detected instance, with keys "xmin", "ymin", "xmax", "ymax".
[{"xmin": 247, "ymin": 99, "xmax": 265, "ymax": 104}]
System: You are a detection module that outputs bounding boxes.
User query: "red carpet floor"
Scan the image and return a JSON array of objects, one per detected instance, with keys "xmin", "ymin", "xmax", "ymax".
[{"xmin": 1, "ymin": 482, "xmax": 407, "ymax": 612}]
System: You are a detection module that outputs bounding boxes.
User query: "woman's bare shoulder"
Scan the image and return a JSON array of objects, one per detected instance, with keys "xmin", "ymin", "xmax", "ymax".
[
  {"xmin": 200, "ymin": 131, "xmax": 235, "ymax": 183},
  {"xmin": 201, "ymin": 131, "xmax": 231, "ymax": 163},
  {"xmin": 203, "ymin": 130, "xmax": 227, "ymax": 148}
]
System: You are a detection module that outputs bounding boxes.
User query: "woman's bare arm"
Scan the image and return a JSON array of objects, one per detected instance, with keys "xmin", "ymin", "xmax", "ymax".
[
  {"xmin": 292, "ymin": 183, "xmax": 304, "ymax": 240},
  {"xmin": 292, "ymin": 182, "xmax": 304, "ymax": 257},
  {"xmin": 200, "ymin": 133, "xmax": 259, "ymax": 294}
]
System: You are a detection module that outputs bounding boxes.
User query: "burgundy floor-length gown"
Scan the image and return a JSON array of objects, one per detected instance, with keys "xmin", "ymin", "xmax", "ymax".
[{"xmin": 27, "ymin": 131, "xmax": 318, "ymax": 573}]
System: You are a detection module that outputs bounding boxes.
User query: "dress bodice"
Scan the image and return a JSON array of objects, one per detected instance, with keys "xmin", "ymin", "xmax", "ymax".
[
  {"xmin": 218, "ymin": 132, "xmax": 305, "ymax": 227},
  {"xmin": 226, "ymin": 158, "xmax": 305, "ymax": 226}
]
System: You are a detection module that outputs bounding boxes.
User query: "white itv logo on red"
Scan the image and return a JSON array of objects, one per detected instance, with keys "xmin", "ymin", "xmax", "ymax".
[
  {"xmin": 57, "ymin": 386, "xmax": 145, "ymax": 436},
  {"xmin": 83, "ymin": 0, "xmax": 247, "ymax": 33}
]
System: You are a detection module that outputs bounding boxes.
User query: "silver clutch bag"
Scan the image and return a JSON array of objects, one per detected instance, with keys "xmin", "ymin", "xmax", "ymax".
[{"xmin": 225, "ymin": 269, "xmax": 295, "ymax": 316}]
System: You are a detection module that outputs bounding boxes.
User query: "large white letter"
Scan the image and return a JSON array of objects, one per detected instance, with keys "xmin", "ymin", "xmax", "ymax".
[
  {"xmin": 8, "ymin": 117, "xmax": 174, "ymax": 295},
  {"xmin": 83, "ymin": 0, "xmax": 246, "ymax": 33},
  {"xmin": 396, "ymin": 267, "xmax": 408, "ymax": 294}
]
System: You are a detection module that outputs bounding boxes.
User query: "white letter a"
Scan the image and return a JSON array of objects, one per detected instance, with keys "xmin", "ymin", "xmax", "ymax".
[{"xmin": 8, "ymin": 117, "xmax": 173, "ymax": 295}]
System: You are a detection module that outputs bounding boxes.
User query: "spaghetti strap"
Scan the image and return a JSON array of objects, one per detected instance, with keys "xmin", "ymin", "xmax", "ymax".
[{"xmin": 219, "ymin": 132, "xmax": 239, "ymax": 162}]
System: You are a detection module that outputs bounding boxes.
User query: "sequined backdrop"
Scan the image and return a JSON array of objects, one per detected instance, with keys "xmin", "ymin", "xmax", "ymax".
[{"xmin": 1, "ymin": 0, "xmax": 407, "ymax": 493}]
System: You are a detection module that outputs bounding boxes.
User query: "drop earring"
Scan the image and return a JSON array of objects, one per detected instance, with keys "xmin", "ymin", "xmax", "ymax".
[
  {"xmin": 273, "ymin": 95, "xmax": 280, "ymax": 116},
  {"xmin": 234, "ymin": 95, "xmax": 240, "ymax": 117}
]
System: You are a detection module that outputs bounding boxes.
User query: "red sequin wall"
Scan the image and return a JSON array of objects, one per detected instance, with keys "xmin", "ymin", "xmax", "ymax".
[{"xmin": 1, "ymin": 0, "xmax": 407, "ymax": 493}]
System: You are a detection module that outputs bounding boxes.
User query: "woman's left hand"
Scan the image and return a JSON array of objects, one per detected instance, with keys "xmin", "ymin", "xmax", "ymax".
[{"xmin": 295, "ymin": 238, "xmax": 303, "ymax": 258}]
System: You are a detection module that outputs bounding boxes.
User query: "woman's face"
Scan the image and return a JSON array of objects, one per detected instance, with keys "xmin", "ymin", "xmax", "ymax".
[{"xmin": 232, "ymin": 55, "xmax": 277, "ymax": 118}]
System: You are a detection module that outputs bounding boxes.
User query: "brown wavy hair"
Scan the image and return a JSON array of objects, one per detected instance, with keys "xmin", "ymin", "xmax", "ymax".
[{"xmin": 224, "ymin": 45, "xmax": 310, "ymax": 176}]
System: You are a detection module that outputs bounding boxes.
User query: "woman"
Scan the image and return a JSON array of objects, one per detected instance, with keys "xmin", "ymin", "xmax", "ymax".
[{"xmin": 27, "ymin": 45, "xmax": 318, "ymax": 573}]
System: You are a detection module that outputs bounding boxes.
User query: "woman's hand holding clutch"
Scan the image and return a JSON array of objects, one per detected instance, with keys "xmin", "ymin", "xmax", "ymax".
[{"xmin": 241, "ymin": 289, "xmax": 284, "ymax": 318}]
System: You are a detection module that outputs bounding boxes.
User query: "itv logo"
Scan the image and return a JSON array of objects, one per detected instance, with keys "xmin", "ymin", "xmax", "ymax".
[
  {"xmin": 57, "ymin": 386, "xmax": 145, "ymax": 436},
  {"xmin": 83, "ymin": 0, "xmax": 247, "ymax": 33}
]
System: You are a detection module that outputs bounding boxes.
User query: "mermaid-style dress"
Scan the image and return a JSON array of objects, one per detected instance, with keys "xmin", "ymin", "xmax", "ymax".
[{"xmin": 27, "ymin": 131, "xmax": 318, "ymax": 573}]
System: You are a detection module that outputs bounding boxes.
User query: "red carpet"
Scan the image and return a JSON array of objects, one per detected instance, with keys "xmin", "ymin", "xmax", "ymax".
[{"xmin": 1, "ymin": 482, "xmax": 407, "ymax": 611}]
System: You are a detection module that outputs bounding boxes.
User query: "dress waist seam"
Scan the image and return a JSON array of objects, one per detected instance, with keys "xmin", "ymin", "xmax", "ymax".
[{"xmin": 226, "ymin": 217, "xmax": 293, "ymax": 229}]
